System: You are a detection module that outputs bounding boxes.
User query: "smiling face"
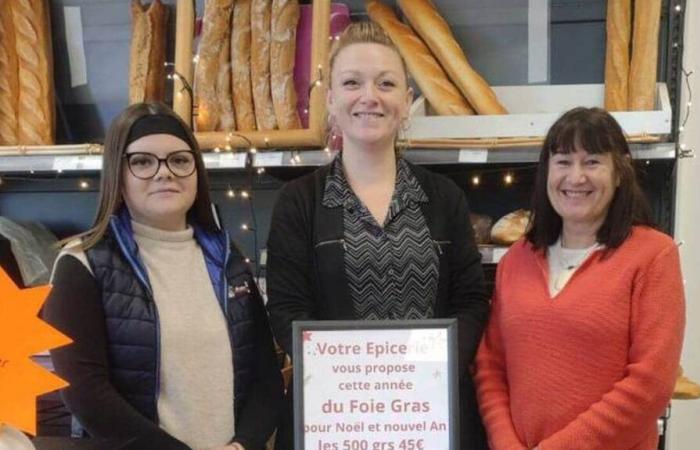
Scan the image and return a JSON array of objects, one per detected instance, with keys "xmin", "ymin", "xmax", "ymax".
[
  {"xmin": 327, "ymin": 43, "xmax": 412, "ymax": 153},
  {"xmin": 122, "ymin": 133, "xmax": 197, "ymax": 231},
  {"xmin": 547, "ymin": 147, "xmax": 619, "ymax": 233}
]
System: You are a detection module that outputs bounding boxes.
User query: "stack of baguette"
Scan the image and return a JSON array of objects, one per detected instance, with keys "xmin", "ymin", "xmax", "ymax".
[
  {"xmin": 366, "ymin": 0, "xmax": 507, "ymax": 116},
  {"xmin": 0, "ymin": 0, "xmax": 54, "ymax": 146},
  {"xmin": 193, "ymin": 0, "xmax": 301, "ymax": 133},
  {"xmin": 604, "ymin": 0, "xmax": 662, "ymax": 111},
  {"xmin": 129, "ymin": 0, "xmax": 169, "ymax": 105}
]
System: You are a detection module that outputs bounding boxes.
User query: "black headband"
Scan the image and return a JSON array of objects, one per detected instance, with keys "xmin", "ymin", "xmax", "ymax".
[{"xmin": 126, "ymin": 114, "xmax": 192, "ymax": 147}]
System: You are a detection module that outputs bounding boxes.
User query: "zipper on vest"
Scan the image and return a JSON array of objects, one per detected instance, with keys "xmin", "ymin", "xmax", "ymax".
[
  {"xmin": 433, "ymin": 240, "xmax": 451, "ymax": 255},
  {"xmin": 222, "ymin": 234, "xmax": 238, "ymax": 414},
  {"xmin": 315, "ymin": 238, "xmax": 346, "ymax": 251}
]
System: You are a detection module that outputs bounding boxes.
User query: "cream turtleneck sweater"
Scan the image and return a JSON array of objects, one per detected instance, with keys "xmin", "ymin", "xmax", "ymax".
[
  {"xmin": 131, "ymin": 221, "xmax": 234, "ymax": 450},
  {"xmin": 54, "ymin": 221, "xmax": 237, "ymax": 448}
]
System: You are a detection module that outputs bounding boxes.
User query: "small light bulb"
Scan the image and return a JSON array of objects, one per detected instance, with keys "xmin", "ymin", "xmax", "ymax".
[
  {"xmin": 504, "ymin": 174, "xmax": 514, "ymax": 185},
  {"xmin": 471, "ymin": 175, "xmax": 480, "ymax": 186},
  {"xmin": 679, "ymin": 126, "xmax": 685, "ymax": 132},
  {"xmin": 241, "ymin": 223, "xmax": 249, "ymax": 231},
  {"xmin": 249, "ymin": 147, "xmax": 257, "ymax": 154},
  {"xmin": 675, "ymin": 4, "xmax": 682, "ymax": 12},
  {"xmin": 315, "ymin": 80, "xmax": 322, "ymax": 87},
  {"xmin": 244, "ymin": 258, "xmax": 251, "ymax": 264},
  {"xmin": 227, "ymin": 189, "xmax": 235, "ymax": 198},
  {"xmin": 324, "ymin": 147, "xmax": 330, "ymax": 154},
  {"xmin": 193, "ymin": 55, "xmax": 200, "ymax": 63},
  {"xmin": 79, "ymin": 180, "xmax": 89, "ymax": 189},
  {"xmin": 214, "ymin": 147, "xmax": 221, "ymax": 153},
  {"xmin": 241, "ymin": 190, "xmax": 249, "ymax": 199},
  {"xmin": 293, "ymin": 154, "xmax": 302, "ymax": 163},
  {"xmin": 225, "ymin": 144, "xmax": 232, "ymax": 151},
  {"xmin": 257, "ymin": 168, "xmax": 266, "ymax": 174}
]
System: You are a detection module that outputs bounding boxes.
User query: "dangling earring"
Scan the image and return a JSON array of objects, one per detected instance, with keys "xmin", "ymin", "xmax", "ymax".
[
  {"xmin": 396, "ymin": 117, "xmax": 411, "ymax": 153},
  {"xmin": 326, "ymin": 114, "xmax": 343, "ymax": 151}
]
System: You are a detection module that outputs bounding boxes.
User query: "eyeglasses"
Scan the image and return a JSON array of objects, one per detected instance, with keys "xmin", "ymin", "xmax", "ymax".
[{"xmin": 123, "ymin": 150, "xmax": 196, "ymax": 180}]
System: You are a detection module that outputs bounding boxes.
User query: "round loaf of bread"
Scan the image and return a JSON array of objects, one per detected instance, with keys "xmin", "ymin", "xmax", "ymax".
[
  {"xmin": 490, "ymin": 209, "xmax": 531, "ymax": 245},
  {"xmin": 469, "ymin": 213, "xmax": 492, "ymax": 245}
]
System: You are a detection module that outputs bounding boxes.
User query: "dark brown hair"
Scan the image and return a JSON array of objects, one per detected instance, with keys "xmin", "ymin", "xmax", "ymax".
[
  {"xmin": 71, "ymin": 102, "xmax": 217, "ymax": 250},
  {"xmin": 526, "ymin": 107, "xmax": 653, "ymax": 250}
]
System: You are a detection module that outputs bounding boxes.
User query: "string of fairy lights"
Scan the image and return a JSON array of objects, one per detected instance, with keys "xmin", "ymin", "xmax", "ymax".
[{"xmin": 0, "ymin": 2, "xmax": 695, "ymax": 272}]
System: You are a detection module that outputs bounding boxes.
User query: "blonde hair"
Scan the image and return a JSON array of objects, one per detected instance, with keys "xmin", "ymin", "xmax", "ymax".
[{"xmin": 328, "ymin": 21, "xmax": 408, "ymax": 85}]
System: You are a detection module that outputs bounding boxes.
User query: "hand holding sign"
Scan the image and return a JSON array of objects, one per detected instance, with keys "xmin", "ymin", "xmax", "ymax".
[{"xmin": 0, "ymin": 268, "xmax": 71, "ymax": 436}]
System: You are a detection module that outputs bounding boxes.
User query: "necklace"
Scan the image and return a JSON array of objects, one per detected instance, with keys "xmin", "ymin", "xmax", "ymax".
[{"xmin": 551, "ymin": 240, "xmax": 599, "ymax": 292}]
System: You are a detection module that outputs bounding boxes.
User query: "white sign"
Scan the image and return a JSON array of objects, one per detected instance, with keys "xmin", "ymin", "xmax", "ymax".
[
  {"xmin": 202, "ymin": 152, "xmax": 247, "ymax": 168},
  {"xmin": 296, "ymin": 321, "xmax": 457, "ymax": 450},
  {"xmin": 52, "ymin": 155, "xmax": 101, "ymax": 171},
  {"xmin": 254, "ymin": 151, "xmax": 284, "ymax": 167},
  {"xmin": 458, "ymin": 149, "xmax": 488, "ymax": 163}
]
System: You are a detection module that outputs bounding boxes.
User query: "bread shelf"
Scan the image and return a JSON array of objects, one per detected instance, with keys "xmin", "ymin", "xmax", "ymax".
[
  {"xmin": 406, "ymin": 83, "xmax": 673, "ymax": 148},
  {"xmin": 0, "ymin": 142, "xmax": 676, "ymax": 173},
  {"xmin": 478, "ymin": 245, "xmax": 509, "ymax": 264}
]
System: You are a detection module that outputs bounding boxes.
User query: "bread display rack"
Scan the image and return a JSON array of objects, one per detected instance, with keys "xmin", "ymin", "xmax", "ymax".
[
  {"xmin": 0, "ymin": 0, "xmax": 680, "ymax": 167},
  {"xmin": 173, "ymin": 0, "xmax": 330, "ymax": 151},
  {"xmin": 404, "ymin": 83, "xmax": 672, "ymax": 149}
]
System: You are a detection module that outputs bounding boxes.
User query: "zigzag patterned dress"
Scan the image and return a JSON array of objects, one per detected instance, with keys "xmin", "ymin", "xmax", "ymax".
[{"xmin": 321, "ymin": 155, "xmax": 439, "ymax": 320}]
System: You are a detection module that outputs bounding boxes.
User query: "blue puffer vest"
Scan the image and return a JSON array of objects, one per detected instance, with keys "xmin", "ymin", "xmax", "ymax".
[{"xmin": 85, "ymin": 208, "xmax": 257, "ymax": 423}]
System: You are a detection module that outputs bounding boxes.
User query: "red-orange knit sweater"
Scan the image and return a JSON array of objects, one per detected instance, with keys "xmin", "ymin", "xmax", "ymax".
[{"xmin": 475, "ymin": 226, "xmax": 685, "ymax": 450}]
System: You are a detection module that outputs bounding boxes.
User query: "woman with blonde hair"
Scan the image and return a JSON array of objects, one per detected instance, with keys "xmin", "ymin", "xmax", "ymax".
[{"xmin": 266, "ymin": 22, "xmax": 490, "ymax": 450}]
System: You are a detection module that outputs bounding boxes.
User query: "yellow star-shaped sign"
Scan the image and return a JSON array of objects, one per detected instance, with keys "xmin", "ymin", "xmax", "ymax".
[{"xmin": 0, "ymin": 268, "xmax": 71, "ymax": 435}]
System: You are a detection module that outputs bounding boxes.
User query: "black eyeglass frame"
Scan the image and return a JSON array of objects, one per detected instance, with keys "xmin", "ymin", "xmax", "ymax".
[{"xmin": 123, "ymin": 150, "xmax": 197, "ymax": 180}]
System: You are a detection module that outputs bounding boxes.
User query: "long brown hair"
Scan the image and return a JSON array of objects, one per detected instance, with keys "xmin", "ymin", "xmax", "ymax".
[
  {"xmin": 71, "ymin": 102, "xmax": 217, "ymax": 250},
  {"xmin": 526, "ymin": 107, "xmax": 653, "ymax": 250}
]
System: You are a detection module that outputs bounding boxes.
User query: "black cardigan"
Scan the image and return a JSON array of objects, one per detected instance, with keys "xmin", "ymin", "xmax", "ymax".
[
  {"xmin": 266, "ymin": 162, "xmax": 490, "ymax": 450},
  {"xmin": 266, "ymin": 161, "xmax": 489, "ymax": 373}
]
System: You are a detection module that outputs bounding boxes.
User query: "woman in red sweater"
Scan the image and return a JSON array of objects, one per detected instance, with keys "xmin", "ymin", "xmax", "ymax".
[{"xmin": 475, "ymin": 107, "xmax": 685, "ymax": 450}]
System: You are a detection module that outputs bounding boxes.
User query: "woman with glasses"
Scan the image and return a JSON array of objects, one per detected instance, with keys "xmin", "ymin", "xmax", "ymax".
[{"xmin": 42, "ymin": 102, "xmax": 283, "ymax": 450}]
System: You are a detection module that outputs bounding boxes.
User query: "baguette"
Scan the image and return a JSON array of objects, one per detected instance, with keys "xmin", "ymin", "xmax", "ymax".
[
  {"xmin": 251, "ymin": 0, "xmax": 278, "ymax": 130},
  {"xmin": 366, "ymin": 0, "xmax": 474, "ymax": 116},
  {"xmin": 144, "ymin": 0, "xmax": 168, "ymax": 102},
  {"xmin": 0, "ymin": 1, "xmax": 19, "ymax": 145},
  {"xmin": 129, "ymin": 0, "xmax": 150, "ymax": 104},
  {"xmin": 129, "ymin": 0, "xmax": 168, "ymax": 104},
  {"xmin": 12, "ymin": 0, "xmax": 54, "ymax": 145},
  {"xmin": 628, "ymin": 0, "xmax": 662, "ymax": 110},
  {"xmin": 604, "ymin": 0, "xmax": 631, "ymax": 111},
  {"xmin": 270, "ymin": 0, "xmax": 301, "ymax": 129},
  {"xmin": 398, "ymin": 0, "xmax": 507, "ymax": 115},
  {"xmin": 231, "ymin": 0, "xmax": 256, "ymax": 131},
  {"xmin": 194, "ymin": 0, "xmax": 235, "ymax": 132}
]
